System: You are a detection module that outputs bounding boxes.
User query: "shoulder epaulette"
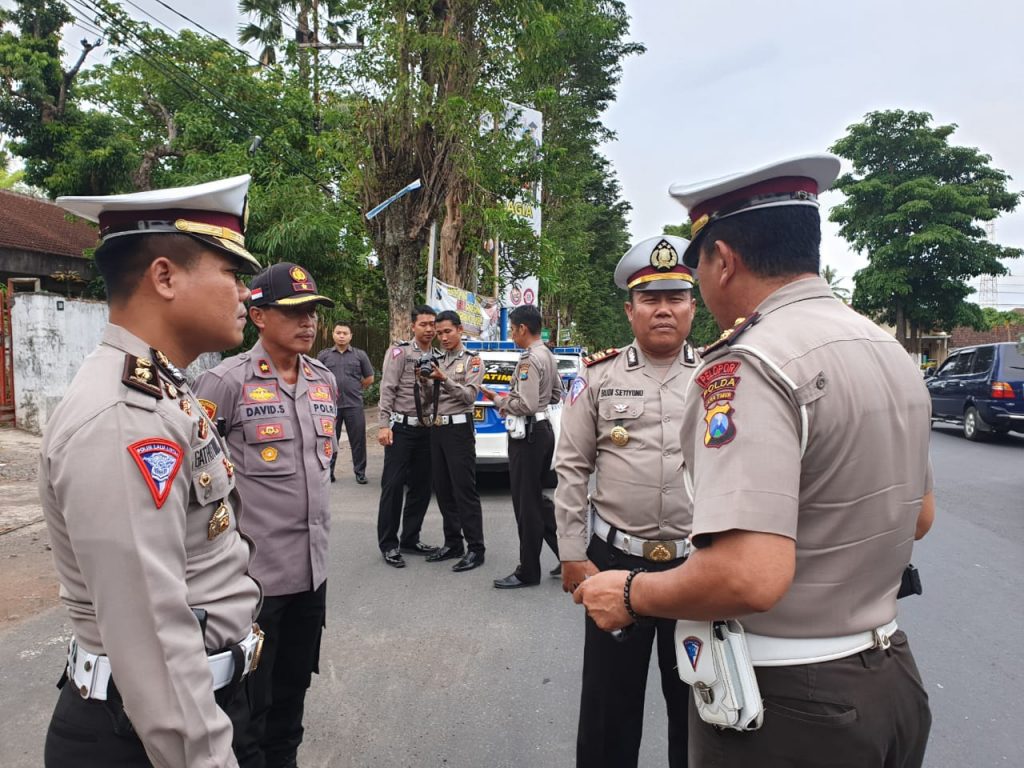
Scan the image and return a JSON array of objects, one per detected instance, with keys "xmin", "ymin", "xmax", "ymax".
[
  {"xmin": 582, "ymin": 348, "xmax": 620, "ymax": 368},
  {"xmin": 701, "ymin": 312, "xmax": 761, "ymax": 356},
  {"xmin": 122, "ymin": 354, "xmax": 163, "ymax": 398}
]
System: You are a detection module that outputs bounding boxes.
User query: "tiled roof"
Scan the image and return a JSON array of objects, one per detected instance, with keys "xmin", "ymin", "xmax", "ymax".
[{"xmin": 0, "ymin": 189, "xmax": 98, "ymax": 258}]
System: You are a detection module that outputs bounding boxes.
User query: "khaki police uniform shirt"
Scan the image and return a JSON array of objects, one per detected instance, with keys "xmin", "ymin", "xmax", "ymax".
[
  {"xmin": 378, "ymin": 340, "xmax": 435, "ymax": 427},
  {"xmin": 195, "ymin": 340, "xmax": 335, "ymax": 597},
  {"xmin": 493, "ymin": 340, "xmax": 562, "ymax": 416},
  {"xmin": 554, "ymin": 341, "xmax": 701, "ymax": 561},
  {"xmin": 432, "ymin": 345, "xmax": 485, "ymax": 416},
  {"xmin": 682, "ymin": 277, "xmax": 933, "ymax": 638},
  {"xmin": 40, "ymin": 324, "xmax": 260, "ymax": 768}
]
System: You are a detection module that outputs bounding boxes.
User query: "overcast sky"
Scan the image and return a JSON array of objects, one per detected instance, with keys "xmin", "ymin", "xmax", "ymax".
[{"xmin": 56, "ymin": 0, "xmax": 1024, "ymax": 309}]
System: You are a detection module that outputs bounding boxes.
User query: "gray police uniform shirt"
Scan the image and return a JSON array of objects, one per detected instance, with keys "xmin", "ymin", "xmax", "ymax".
[
  {"xmin": 493, "ymin": 340, "xmax": 562, "ymax": 416},
  {"xmin": 378, "ymin": 339, "xmax": 434, "ymax": 427},
  {"xmin": 554, "ymin": 341, "xmax": 701, "ymax": 561},
  {"xmin": 432, "ymin": 345, "xmax": 485, "ymax": 416},
  {"xmin": 682, "ymin": 277, "xmax": 933, "ymax": 638},
  {"xmin": 40, "ymin": 323, "xmax": 260, "ymax": 768},
  {"xmin": 316, "ymin": 345, "xmax": 373, "ymax": 409},
  {"xmin": 195, "ymin": 340, "xmax": 335, "ymax": 597}
]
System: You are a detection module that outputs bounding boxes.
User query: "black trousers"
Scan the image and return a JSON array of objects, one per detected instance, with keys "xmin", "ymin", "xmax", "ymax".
[
  {"xmin": 377, "ymin": 422, "xmax": 432, "ymax": 552},
  {"xmin": 331, "ymin": 406, "xmax": 367, "ymax": 476},
  {"xmin": 44, "ymin": 659, "xmax": 258, "ymax": 767},
  {"xmin": 689, "ymin": 630, "xmax": 931, "ymax": 767},
  {"xmin": 430, "ymin": 419, "xmax": 485, "ymax": 553},
  {"xmin": 507, "ymin": 420, "xmax": 558, "ymax": 583},
  {"xmin": 245, "ymin": 583, "xmax": 327, "ymax": 768},
  {"xmin": 577, "ymin": 538, "xmax": 690, "ymax": 768}
]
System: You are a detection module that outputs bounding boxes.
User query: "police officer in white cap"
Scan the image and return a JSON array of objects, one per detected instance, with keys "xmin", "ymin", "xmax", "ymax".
[
  {"xmin": 42, "ymin": 177, "xmax": 265, "ymax": 767},
  {"xmin": 555, "ymin": 234, "xmax": 700, "ymax": 767},
  {"xmin": 575, "ymin": 155, "xmax": 935, "ymax": 767}
]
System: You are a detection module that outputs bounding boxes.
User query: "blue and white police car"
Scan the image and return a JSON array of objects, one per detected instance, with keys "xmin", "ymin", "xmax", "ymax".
[{"xmin": 464, "ymin": 340, "xmax": 584, "ymax": 470}]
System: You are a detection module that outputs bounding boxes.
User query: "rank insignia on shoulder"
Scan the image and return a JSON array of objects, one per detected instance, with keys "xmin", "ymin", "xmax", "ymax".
[
  {"xmin": 582, "ymin": 348, "xmax": 619, "ymax": 368},
  {"xmin": 127, "ymin": 438, "xmax": 184, "ymax": 508},
  {"xmin": 122, "ymin": 355, "xmax": 163, "ymax": 398},
  {"xmin": 702, "ymin": 313, "xmax": 761, "ymax": 355}
]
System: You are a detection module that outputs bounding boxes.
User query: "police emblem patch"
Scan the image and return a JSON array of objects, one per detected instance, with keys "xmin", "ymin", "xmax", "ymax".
[
  {"xmin": 518, "ymin": 364, "xmax": 530, "ymax": 381},
  {"xmin": 127, "ymin": 438, "xmax": 184, "ymax": 509},
  {"xmin": 198, "ymin": 399, "xmax": 218, "ymax": 420},
  {"xmin": 392, "ymin": 347, "xmax": 402, "ymax": 359},
  {"xmin": 320, "ymin": 417, "xmax": 334, "ymax": 435},
  {"xmin": 696, "ymin": 361, "xmax": 741, "ymax": 448},
  {"xmin": 682, "ymin": 636, "xmax": 703, "ymax": 671},
  {"xmin": 261, "ymin": 446, "xmax": 279, "ymax": 462},
  {"xmin": 569, "ymin": 376, "xmax": 587, "ymax": 405}
]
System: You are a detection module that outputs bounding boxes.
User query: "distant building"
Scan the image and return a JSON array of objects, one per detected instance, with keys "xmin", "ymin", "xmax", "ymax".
[{"xmin": 0, "ymin": 189, "xmax": 98, "ymax": 296}]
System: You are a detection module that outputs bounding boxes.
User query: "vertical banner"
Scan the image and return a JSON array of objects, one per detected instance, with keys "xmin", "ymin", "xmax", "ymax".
[
  {"xmin": 503, "ymin": 100, "xmax": 543, "ymax": 238},
  {"xmin": 429, "ymin": 277, "xmax": 500, "ymax": 340}
]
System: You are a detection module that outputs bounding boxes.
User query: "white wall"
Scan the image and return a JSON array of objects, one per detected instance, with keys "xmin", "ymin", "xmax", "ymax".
[
  {"xmin": 12, "ymin": 293, "xmax": 220, "ymax": 434},
  {"xmin": 12, "ymin": 293, "xmax": 108, "ymax": 434}
]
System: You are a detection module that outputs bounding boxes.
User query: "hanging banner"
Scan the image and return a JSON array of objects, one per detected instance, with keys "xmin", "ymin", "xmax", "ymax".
[
  {"xmin": 429, "ymin": 277, "xmax": 500, "ymax": 340},
  {"xmin": 503, "ymin": 100, "xmax": 543, "ymax": 238},
  {"xmin": 502, "ymin": 276, "xmax": 539, "ymax": 308}
]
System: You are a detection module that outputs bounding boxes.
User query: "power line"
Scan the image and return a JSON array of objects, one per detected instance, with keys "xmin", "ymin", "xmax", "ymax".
[
  {"xmin": 64, "ymin": 0, "xmax": 335, "ymax": 195},
  {"xmin": 139, "ymin": 0, "xmax": 265, "ymax": 68}
]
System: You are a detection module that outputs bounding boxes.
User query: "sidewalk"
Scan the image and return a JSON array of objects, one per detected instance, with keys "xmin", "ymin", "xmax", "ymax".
[{"xmin": 0, "ymin": 427, "xmax": 55, "ymax": 626}]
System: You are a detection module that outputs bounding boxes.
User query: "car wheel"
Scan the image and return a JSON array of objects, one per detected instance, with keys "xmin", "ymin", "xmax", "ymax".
[{"xmin": 963, "ymin": 406, "xmax": 987, "ymax": 441}]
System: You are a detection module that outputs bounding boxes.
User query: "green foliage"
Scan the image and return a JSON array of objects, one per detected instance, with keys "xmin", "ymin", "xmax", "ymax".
[{"xmin": 830, "ymin": 109, "xmax": 1022, "ymax": 348}]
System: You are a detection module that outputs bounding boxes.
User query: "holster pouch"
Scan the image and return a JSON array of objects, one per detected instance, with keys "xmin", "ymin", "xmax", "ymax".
[
  {"xmin": 505, "ymin": 414, "xmax": 527, "ymax": 439},
  {"xmin": 674, "ymin": 619, "xmax": 764, "ymax": 731}
]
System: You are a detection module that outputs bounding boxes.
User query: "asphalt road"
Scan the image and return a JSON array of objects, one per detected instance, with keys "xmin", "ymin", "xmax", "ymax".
[{"xmin": 1, "ymin": 428, "xmax": 1021, "ymax": 767}]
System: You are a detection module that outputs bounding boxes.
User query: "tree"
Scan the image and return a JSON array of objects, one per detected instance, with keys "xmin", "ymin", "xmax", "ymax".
[
  {"xmin": 981, "ymin": 307, "xmax": 1024, "ymax": 340},
  {"xmin": 820, "ymin": 264, "xmax": 851, "ymax": 302},
  {"xmin": 830, "ymin": 109, "xmax": 1022, "ymax": 354}
]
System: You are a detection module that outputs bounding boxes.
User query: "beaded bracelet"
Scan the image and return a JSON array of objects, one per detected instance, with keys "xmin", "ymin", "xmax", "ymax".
[{"xmin": 623, "ymin": 568, "xmax": 646, "ymax": 623}]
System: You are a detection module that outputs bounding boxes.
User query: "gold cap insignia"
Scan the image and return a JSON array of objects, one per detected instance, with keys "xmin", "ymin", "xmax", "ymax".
[
  {"xmin": 649, "ymin": 239, "xmax": 679, "ymax": 271},
  {"xmin": 290, "ymin": 266, "xmax": 307, "ymax": 282}
]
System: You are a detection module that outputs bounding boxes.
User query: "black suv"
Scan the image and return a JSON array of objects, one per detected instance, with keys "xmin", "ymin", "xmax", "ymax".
[{"xmin": 926, "ymin": 341, "xmax": 1024, "ymax": 440}]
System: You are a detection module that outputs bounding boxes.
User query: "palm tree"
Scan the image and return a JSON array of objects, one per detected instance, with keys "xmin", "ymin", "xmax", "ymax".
[
  {"xmin": 238, "ymin": 1, "xmax": 353, "ymax": 69},
  {"xmin": 821, "ymin": 264, "xmax": 851, "ymax": 302}
]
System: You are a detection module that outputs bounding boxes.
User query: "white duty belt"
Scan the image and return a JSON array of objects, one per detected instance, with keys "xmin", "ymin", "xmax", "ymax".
[
  {"xmin": 392, "ymin": 413, "xmax": 428, "ymax": 427},
  {"xmin": 432, "ymin": 413, "xmax": 470, "ymax": 425},
  {"xmin": 592, "ymin": 509, "xmax": 691, "ymax": 563},
  {"xmin": 745, "ymin": 619, "xmax": 898, "ymax": 667},
  {"xmin": 67, "ymin": 625, "xmax": 265, "ymax": 701},
  {"xmin": 531, "ymin": 409, "xmax": 550, "ymax": 422}
]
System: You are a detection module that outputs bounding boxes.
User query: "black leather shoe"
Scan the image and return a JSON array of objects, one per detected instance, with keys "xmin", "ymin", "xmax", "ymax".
[
  {"xmin": 355, "ymin": 473, "xmax": 368, "ymax": 484},
  {"xmin": 426, "ymin": 545, "xmax": 465, "ymax": 563},
  {"xmin": 452, "ymin": 552, "xmax": 484, "ymax": 572},
  {"xmin": 330, "ymin": 473, "xmax": 336, "ymax": 483},
  {"xmin": 383, "ymin": 548, "xmax": 406, "ymax": 568},
  {"xmin": 400, "ymin": 541, "xmax": 439, "ymax": 556},
  {"xmin": 493, "ymin": 572, "xmax": 539, "ymax": 589},
  {"xmin": 549, "ymin": 563, "xmax": 562, "ymax": 577}
]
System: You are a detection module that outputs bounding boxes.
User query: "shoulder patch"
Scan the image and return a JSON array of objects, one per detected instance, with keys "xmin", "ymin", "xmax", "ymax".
[
  {"xmin": 391, "ymin": 347, "xmax": 403, "ymax": 359},
  {"xmin": 122, "ymin": 354, "xmax": 163, "ymax": 398},
  {"xmin": 198, "ymin": 398, "xmax": 218, "ymax": 420},
  {"xmin": 582, "ymin": 348, "xmax": 620, "ymax": 368},
  {"xmin": 701, "ymin": 313, "xmax": 761, "ymax": 356},
  {"xmin": 569, "ymin": 376, "xmax": 588, "ymax": 404},
  {"xmin": 127, "ymin": 438, "xmax": 184, "ymax": 508}
]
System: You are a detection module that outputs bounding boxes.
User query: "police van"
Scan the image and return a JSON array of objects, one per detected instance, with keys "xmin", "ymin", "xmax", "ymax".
[{"xmin": 464, "ymin": 340, "xmax": 584, "ymax": 470}]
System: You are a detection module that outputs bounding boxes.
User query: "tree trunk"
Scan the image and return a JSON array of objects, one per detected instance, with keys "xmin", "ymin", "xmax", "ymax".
[
  {"xmin": 375, "ymin": 204, "xmax": 426, "ymax": 342},
  {"xmin": 438, "ymin": 184, "xmax": 465, "ymax": 286},
  {"xmin": 895, "ymin": 303, "xmax": 907, "ymax": 351}
]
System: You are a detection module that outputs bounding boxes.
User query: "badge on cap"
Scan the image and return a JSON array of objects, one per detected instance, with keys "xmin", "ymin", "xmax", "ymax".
[
  {"xmin": 127, "ymin": 438, "xmax": 184, "ymax": 508},
  {"xmin": 650, "ymin": 239, "xmax": 679, "ymax": 271}
]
